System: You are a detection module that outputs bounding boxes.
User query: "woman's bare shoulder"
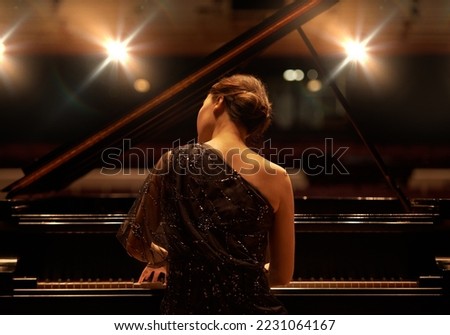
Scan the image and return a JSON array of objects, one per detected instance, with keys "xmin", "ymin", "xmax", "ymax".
[{"xmin": 257, "ymin": 155, "xmax": 288, "ymax": 179}]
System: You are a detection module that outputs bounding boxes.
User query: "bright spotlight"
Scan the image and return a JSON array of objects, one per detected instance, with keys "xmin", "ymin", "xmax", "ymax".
[
  {"xmin": 344, "ymin": 41, "xmax": 368, "ymax": 63},
  {"xmin": 106, "ymin": 40, "xmax": 128, "ymax": 63}
]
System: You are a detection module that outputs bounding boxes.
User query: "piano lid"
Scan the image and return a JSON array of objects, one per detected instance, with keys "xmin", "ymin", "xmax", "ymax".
[{"xmin": 3, "ymin": 0, "xmax": 338, "ymax": 199}]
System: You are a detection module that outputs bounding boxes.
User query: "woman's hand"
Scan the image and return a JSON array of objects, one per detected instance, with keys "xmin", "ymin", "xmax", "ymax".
[{"xmin": 138, "ymin": 265, "xmax": 167, "ymax": 284}]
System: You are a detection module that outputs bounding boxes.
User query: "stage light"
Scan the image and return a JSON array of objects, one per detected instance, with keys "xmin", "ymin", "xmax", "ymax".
[
  {"xmin": 294, "ymin": 69, "xmax": 305, "ymax": 81},
  {"xmin": 0, "ymin": 41, "xmax": 5, "ymax": 61},
  {"xmin": 134, "ymin": 78, "xmax": 150, "ymax": 92},
  {"xmin": 307, "ymin": 69, "xmax": 318, "ymax": 80},
  {"xmin": 105, "ymin": 39, "xmax": 129, "ymax": 63},
  {"xmin": 283, "ymin": 69, "xmax": 305, "ymax": 82},
  {"xmin": 307, "ymin": 79, "xmax": 322, "ymax": 92},
  {"xmin": 344, "ymin": 40, "xmax": 368, "ymax": 63}
]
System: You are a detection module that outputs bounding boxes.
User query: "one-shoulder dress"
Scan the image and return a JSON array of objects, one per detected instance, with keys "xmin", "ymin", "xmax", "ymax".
[{"xmin": 117, "ymin": 143, "xmax": 286, "ymax": 314}]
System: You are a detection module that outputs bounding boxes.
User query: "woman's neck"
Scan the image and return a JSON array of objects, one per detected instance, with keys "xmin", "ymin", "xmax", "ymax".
[{"xmin": 207, "ymin": 123, "xmax": 247, "ymax": 149}]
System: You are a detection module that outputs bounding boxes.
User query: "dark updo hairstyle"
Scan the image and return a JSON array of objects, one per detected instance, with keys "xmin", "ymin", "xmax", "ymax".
[{"xmin": 209, "ymin": 74, "xmax": 272, "ymax": 147}]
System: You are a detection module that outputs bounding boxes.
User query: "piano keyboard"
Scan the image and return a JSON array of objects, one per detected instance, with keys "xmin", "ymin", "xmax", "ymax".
[
  {"xmin": 7, "ymin": 276, "xmax": 445, "ymax": 315},
  {"xmin": 20, "ymin": 278, "xmax": 419, "ymax": 290},
  {"xmin": 14, "ymin": 278, "xmax": 165, "ymax": 290},
  {"xmin": 273, "ymin": 280, "xmax": 418, "ymax": 289}
]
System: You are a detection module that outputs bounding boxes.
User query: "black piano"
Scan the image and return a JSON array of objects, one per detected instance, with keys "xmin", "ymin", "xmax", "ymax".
[{"xmin": 1, "ymin": 0, "xmax": 449, "ymax": 314}]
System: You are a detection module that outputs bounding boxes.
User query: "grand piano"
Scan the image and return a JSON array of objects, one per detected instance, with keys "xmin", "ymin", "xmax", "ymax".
[{"xmin": 1, "ymin": 0, "xmax": 449, "ymax": 314}]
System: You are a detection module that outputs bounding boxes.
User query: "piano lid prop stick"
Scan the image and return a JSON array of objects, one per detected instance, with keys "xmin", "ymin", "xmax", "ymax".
[{"xmin": 296, "ymin": 26, "xmax": 411, "ymax": 212}]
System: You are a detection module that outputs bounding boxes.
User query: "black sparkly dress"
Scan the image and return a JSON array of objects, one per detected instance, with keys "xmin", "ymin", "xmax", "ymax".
[{"xmin": 118, "ymin": 143, "xmax": 286, "ymax": 314}]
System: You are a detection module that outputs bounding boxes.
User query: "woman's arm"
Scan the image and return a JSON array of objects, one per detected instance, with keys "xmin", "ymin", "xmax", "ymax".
[
  {"xmin": 267, "ymin": 171, "xmax": 295, "ymax": 286},
  {"xmin": 117, "ymin": 152, "xmax": 171, "ymax": 264}
]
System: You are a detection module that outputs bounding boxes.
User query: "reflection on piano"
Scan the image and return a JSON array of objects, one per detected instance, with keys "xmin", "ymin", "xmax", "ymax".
[{"xmin": 1, "ymin": 0, "xmax": 449, "ymax": 314}]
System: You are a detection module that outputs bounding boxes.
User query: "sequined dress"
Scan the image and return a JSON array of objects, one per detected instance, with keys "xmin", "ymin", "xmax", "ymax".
[{"xmin": 118, "ymin": 143, "xmax": 286, "ymax": 314}]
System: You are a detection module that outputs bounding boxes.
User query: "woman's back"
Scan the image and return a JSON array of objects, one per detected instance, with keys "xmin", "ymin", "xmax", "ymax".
[{"xmin": 159, "ymin": 143, "xmax": 286, "ymax": 314}]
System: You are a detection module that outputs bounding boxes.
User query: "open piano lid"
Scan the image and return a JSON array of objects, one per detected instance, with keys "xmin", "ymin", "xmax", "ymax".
[{"xmin": 3, "ymin": 0, "xmax": 338, "ymax": 199}]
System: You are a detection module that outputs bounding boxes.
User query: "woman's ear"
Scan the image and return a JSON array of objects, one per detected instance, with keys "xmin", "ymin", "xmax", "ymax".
[{"xmin": 213, "ymin": 96, "xmax": 226, "ymax": 115}]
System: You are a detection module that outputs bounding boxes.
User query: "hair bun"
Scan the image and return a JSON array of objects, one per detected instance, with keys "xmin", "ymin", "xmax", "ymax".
[{"xmin": 210, "ymin": 74, "xmax": 272, "ymax": 147}]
